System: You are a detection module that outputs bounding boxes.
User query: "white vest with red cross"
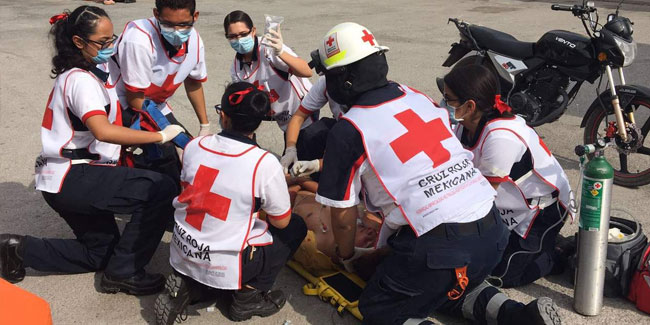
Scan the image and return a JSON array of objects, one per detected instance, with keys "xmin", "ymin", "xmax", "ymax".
[
  {"xmin": 169, "ymin": 135, "xmax": 273, "ymax": 290},
  {"xmin": 113, "ymin": 18, "xmax": 206, "ymax": 115},
  {"xmin": 232, "ymin": 37, "xmax": 312, "ymax": 131},
  {"xmin": 342, "ymin": 84, "xmax": 496, "ymax": 237},
  {"xmin": 458, "ymin": 116, "xmax": 575, "ymax": 238},
  {"xmin": 35, "ymin": 68, "xmax": 122, "ymax": 194}
]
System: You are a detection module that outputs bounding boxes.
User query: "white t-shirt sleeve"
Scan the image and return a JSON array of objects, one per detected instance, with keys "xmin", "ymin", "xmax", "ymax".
[
  {"xmin": 265, "ymin": 42, "xmax": 297, "ymax": 73},
  {"xmin": 118, "ymin": 29, "xmax": 153, "ymax": 92},
  {"xmin": 188, "ymin": 34, "xmax": 208, "ymax": 82},
  {"xmin": 300, "ymin": 76, "xmax": 328, "ymax": 114},
  {"xmin": 230, "ymin": 61, "xmax": 241, "ymax": 82},
  {"xmin": 478, "ymin": 130, "xmax": 527, "ymax": 182},
  {"xmin": 66, "ymin": 72, "xmax": 109, "ymax": 123},
  {"xmin": 257, "ymin": 154, "xmax": 292, "ymax": 220}
]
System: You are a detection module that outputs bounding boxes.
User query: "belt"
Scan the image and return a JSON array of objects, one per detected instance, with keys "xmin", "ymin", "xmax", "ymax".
[
  {"xmin": 427, "ymin": 210, "xmax": 497, "ymax": 238},
  {"xmin": 527, "ymin": 190, "xmax": 559, "ymax": 209},
  {"xmin": 61, "ymin": 148, "xmax": 100, "ymax": 161}
]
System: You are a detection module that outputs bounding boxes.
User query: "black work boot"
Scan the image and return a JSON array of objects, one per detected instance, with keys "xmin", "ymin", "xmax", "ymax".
[
  {"xmin": 229, "ymin": 287, "xmax": 286, "ymax": 321},
  {"xmin": 524, "ymin": 297, "xmax": 562, "ymax": 325},
  {"xmin": 0, "ymin": 234, "xmax": 26, "ymax": 283},
  {"xmin": 101, "ymin": 270, "xmax": 165, "ymax": 296},
  {"xmin": 154, "ymin": 273, "xmax": 192, "ymax": 325}
]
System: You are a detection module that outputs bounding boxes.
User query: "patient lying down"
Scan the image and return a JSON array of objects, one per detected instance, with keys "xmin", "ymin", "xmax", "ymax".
[{"xmin": 288, "ymin": 179, "xmax": 380, "ymax": 276}]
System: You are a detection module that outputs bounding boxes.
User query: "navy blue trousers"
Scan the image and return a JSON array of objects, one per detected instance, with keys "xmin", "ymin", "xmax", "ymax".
[
  {"xmin": 359, "ymin": 206, "xmax": 510, "ymax": 325},
  {"xmin": 23, "ymin": 164, "xmax": 176, "ymax": 278}
]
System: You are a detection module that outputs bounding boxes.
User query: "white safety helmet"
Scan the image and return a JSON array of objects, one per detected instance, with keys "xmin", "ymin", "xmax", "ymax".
[{"xmin": 318, "ymin": 22, "xmax": 389, "ymax": 70}]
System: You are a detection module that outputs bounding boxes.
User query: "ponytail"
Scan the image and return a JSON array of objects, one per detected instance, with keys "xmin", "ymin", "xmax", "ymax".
[{"xmin": 49, "ymin": 5, "xmax": 108, "ymax": 77}]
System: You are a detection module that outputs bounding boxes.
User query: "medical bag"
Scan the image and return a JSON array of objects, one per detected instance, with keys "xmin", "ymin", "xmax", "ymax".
[{"xmin": 569, "ymin": 216, "xmax": 647, "ymax": 297}]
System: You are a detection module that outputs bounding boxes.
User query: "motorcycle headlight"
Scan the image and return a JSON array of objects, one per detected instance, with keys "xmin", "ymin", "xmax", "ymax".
[{"xmin": 613, "ymin": 35, "xmax": 637, "ymax": 67}]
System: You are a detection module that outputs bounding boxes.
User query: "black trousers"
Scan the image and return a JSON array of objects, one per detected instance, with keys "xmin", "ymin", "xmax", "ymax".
[
  {"xmin": 490, "ymin": 201, "xmax": 567, "ymax": 288},
  {"xmin": 174, "ymin": 214, "xmax": 307, "ymax": 294},
  {"xmin": 23, "ymin": 164, "xmax": 176, "ymax": 278},
  {"xmin": 359, "ymin": 206, "xmax": 510, "ymax": 325}
]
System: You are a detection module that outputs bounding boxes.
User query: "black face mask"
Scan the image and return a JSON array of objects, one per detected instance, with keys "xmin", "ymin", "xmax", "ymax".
[{"xmin": 325, "ymin": 52, "xmax": 389, "ymax": 107}]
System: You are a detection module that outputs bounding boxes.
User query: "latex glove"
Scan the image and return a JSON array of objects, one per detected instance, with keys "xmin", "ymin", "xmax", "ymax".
[
  {"xmin": 262, "ymin": 29, "xmax": 284, "ymax": 56},
  {"xmin": 157, "ymin": 125, "xmax": 184, "ymax": 144},
  {"xmin": 290, "ymin": 159, "xmax": 320, "ymax": 177},
  {"xmin": 198, "ymin": 123, "xmax": 211, "ymax": 136},
  {"xmin": 340, "ymin": 247, "xmax": 375, "ymax": 273},
  {"xmin": 280, "ymin": 146, "xmax": 298, "ymax": 174}
]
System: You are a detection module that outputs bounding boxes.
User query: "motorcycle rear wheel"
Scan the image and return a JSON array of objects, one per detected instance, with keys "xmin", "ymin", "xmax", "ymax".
[{"xmin": 583, "ymin": 96, "xmax": 650, "ymax": 187}]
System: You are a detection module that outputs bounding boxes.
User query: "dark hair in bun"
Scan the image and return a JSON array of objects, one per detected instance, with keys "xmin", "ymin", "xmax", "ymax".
[{"xmin": 220, "ymin": 82, "xmax": 271, "ymax": 134}]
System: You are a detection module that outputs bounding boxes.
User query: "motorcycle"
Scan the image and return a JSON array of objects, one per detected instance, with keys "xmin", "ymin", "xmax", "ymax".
[{"xmin": 440, "ymin": 0, "xmax": 650, "ymax": 187}]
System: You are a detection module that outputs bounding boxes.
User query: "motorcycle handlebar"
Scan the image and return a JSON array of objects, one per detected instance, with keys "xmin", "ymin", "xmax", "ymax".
[
  {"xmin": 551, "ymin": 3, "xmax": 597, "ymax": 14},
  {"xmin": 551, "ymin": 4, "xmax": 574, "ymax": 11}
]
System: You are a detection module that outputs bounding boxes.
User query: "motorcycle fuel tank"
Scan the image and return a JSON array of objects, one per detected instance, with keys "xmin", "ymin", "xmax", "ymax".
[{"xmin": 536, "ymin": 30, "xmax": 596, "ymax": 67}]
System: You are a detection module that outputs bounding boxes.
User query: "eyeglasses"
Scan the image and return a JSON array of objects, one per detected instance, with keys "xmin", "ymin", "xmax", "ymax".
[
  {"xmin": 442, "ymin": 93, "xmax": 462, "ymax": 104},
  {"xmin": 226, "ymin": 30, "xmax": 252, "ymax": 40},
  {"xmin": 158, "ymin": 18, "xmax": 194, "ymax": 30},
  {"xmin": 84, "ymin": 34, "xmax": 118, "ymax": 50},
  {"xmin": 214, "ymin": 104, "xmax": 222, "ymax": 113}
]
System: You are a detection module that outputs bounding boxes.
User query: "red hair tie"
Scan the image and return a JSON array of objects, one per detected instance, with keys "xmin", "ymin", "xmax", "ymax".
[
  {"xmin": 49, "ymin": 13, "xmax": 69, "ymax": 25},
  {"xmin": 227, "ymin": 85, "xmax": 266, "ymax": 106},
  {"xmin": 493, "ymin": 95, "xmax": 512, "ymax": 114}
]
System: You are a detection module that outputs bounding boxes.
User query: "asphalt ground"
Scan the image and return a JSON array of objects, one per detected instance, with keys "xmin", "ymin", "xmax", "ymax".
[{"xmin": 0, "ymin": 0, "xmax": 649, "ymax": 324}]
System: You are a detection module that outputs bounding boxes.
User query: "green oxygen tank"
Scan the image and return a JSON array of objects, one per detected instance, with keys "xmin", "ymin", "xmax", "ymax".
[{"xmin": 573, "ymin": 141, "xmax": 614, "ymax": 316}]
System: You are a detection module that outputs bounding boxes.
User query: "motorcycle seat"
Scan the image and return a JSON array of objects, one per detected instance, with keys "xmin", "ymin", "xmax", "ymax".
[{"xmin": 469, "ymin": 25, "xmax": 535, "ymax": 59}]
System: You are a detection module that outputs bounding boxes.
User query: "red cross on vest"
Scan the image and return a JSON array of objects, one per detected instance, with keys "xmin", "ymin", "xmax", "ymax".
[
  {"xmin": 326, "ymin": 36, "xmax": 335, "ymax": 47},
  {"xmin": 178, "ymin": 165, "xmax": 232, "ymax": 231},
  {"xmin": 361, "ymin": 30, "xmax": 375, "ymax": 46},
  {"xmin": 389, "ymin": 109, "xmax": 452, "ymax": 167}
]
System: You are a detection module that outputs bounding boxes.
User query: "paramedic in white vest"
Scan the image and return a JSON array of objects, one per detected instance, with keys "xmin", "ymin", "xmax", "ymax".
[
  {"xmin": 314, "ymin": 23, "xmax": 562, "ymax": 325},
  {"xmin": 224, "ymin": 11, "xmax": 315, "ymax": 152},
  {"xmin": 109, "ymin": 0, "xmax": 209, "ymax": 186},
  {"xmin": 154, "ymin": 82, "xmax": 307, "ymax": 323},
  {"xmin": 112, "ymin": 0, "xmax": 209, "ymax": 133},
  {"xmin": 440, "ymin": 64, "xmax": 575, "ymax": 288},
  {"xmin": 0, "ymin": 6, "xmax": 184, "ymax": 295}
]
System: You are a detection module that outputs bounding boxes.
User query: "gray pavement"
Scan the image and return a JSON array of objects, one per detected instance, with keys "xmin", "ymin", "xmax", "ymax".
[{"xmin": 1, "ymin": 0, "xmax": 649, "ymax": 324}]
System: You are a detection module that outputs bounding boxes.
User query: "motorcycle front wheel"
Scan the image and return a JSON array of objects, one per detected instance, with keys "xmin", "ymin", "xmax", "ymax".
[{"xmin": 583, "ymin": 96, "xmax": 650, "ymax": 187}]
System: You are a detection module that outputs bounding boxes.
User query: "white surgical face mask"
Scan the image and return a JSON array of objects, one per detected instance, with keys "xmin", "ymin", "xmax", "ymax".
[{"xmin": 440, "ymin": 98, "xmax": 465, "ymax": 125}]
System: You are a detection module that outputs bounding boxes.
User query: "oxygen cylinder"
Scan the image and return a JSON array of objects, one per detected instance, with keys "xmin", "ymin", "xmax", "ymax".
[{"xmin": 573, "ymin": 145, "xmax": 614, "ymax": 316}]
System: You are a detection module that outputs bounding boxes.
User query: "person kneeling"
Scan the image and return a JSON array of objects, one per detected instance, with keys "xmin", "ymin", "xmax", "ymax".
[{"xmin": 154, "ymin": 82, "xmax": 307, "ymax": 324}]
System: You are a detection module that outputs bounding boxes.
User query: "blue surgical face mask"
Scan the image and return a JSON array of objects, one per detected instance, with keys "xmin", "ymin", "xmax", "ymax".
[
  {"xmin": 92, "ymin": 47, "xmax": 115, "ymax": 64},
  {"xmin": 160, "ymin": 25, "xmax": 192, "ymax": 47},
  {"xmin": 440, "ymin": 98, "xmax": 464, "ymax": 126},
  {"xmin": 230, "ymin": 35, "xmax": 255, "ymax": 54}
]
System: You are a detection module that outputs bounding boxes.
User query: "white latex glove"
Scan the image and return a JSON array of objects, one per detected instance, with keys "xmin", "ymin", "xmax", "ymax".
[
  {"xmin": 280, "ymin": 146, "xmax": 298, "ymax": 174},
  {"xmin": 198, "ymin": 123, "xmax": 211, "ymax": 136},
  {"xmin": 157, "ymin": 125, "xmax": 184, "ymax": 144},
  {"xmin": 290, "ymin": 159, "xmax": 320, "ymax": 177},
  {"xmin": 262, "ymin": 29, "xmax": 284, "ymax": 56},
  {"xmin": 340, "ymin": 247, "xmax": 375, "ymax": 273}
]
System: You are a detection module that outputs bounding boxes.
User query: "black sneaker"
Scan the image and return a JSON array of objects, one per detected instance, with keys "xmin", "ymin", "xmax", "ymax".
[
  {"xmin": 229, "ymin": 288, "xmax": 286, "ymax": 321},
  {"xmin": 0, "ymin": 234, "xmax": 25, "ymax": 283},
  {"xmin": 101, "ymin": 271, "xmax": 165, "ymax": 296},
  {"xmin": 154, "ymin": 273, "xmax": 192, "ymax": 325},
  {"xmin": 525, "ymin": 297, "xmax": 562, "ymax": 325}
]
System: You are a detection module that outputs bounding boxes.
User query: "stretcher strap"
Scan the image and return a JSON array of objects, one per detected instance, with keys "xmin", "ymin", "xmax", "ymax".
[{"xmin": 447, "ymin": 265, "xmax": 469, "ymax": 300}]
